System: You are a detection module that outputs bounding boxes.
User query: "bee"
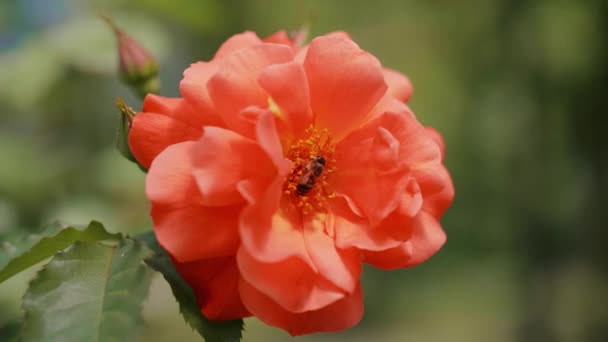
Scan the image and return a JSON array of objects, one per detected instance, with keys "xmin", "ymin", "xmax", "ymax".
[{"xmin": 296, "ymin": 156, "xmax": 326, "ymax": 196}]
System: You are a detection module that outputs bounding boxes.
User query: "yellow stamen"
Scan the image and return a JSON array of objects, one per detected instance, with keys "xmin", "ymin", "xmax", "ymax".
[{"xmin": 283, "ymin": 126, "xmax": 337, "ymax": 214}]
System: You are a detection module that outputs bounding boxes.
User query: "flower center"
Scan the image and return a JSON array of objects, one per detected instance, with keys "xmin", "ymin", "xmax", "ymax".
[{"xmin": 284, "ymin": 126, "xmax": 336, "ymax": 214}]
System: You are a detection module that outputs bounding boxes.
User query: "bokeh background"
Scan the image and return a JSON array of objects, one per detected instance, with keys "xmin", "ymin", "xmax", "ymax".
[{"xmin": 1, "ymin": 0, "xmax": 607, "ymax": 341}]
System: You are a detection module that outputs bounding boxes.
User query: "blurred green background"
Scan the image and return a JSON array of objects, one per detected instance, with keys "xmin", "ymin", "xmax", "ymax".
[{"xmin": 1, "ymin": 0, "xmax": 607, "ymax": 341}]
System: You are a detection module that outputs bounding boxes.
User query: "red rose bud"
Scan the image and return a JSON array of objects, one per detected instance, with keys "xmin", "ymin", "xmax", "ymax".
[{"xmin": 102, "ymin": 15, "xmax": 160, "ymax": 98}]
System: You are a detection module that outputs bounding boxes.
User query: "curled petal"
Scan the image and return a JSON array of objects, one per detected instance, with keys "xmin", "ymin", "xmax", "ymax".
[
  {"xmin": 263, "ymin": 30, "xmax": 293, "ymax": 47},
  {"xmin": 214, "ymin": 31, "xmax": 263, "ymax": 59},
  {"xmin": 332, "ymin": 112, "xmax": 416, "ymax": 224},
  {"xmin": 396, "ymin": 118, "xmax": 442, "ymax": 169},
  {"xmin": 239, "ymin": 279, "xmax": 363, "ymax": 336},
  {"xmin": 179, "ymin": 33, "xmax": 270, "ymax": 128},
  {"xmin": 303, "ymin": 215, "xmax": 361, "ymax": 295},
  {"xmin": 208, "ymin": 44, "xmax": 294, "ymax": 137},
  {"xmin": 331, "ymin": 161, "xmax": 407, "ymax": 226},
  {"xmin": 237, "ymin": 246, "xmax": 345, "ymax": 313},
  {"xmin": 146, "ymin": 141, "xmax": 200, "ymax": 206},
  {"xmin": 129, "ymin": 114, "xmax": 201, "ymax": 170},
  {"xmin": 421, "ymin": 165, "xmax": 454, "ymax": 217},
  {"xmin": 147, "ymin": 142, "xmax": 241, "ymax": 261},
  {"xmin": 255, "ymin": 110, "xmax": 292, "ymax": 175},
  {"xmin": 383, "ymin": 112, "xmax": 445, "ymax": 198},
  {"xmin": 368, "ymin": 95, "xmax": 414, "ymax": 121},
  {"xmin": 362, "ymin": 212, "xmax": 446, "ymax": 270},
  {"xmin": 129, "ymin": 96, "xmax": 203, "ymax": 169},
  {"xmin": 373, "ymin": 126, "xmax": 401, "ymax": 169},
  {"xmin": 142, "ymin": 94, "xmax": 205, "ymax": 127},
  {"xmin": 295, "ymin": 31, "xmax": 352, "ymax": 62},
  {"xmin": 369, "ymin": 176, "xmax": 423, "ymax": 244},
  {"xmin": 395, "ymin": 177, "xmax": 424, "ymax": 219},
  {"xmin": 258, "ymin": 61, "xmax": 313, "ymax": 140},
  {"xmin": 383, "ymin": 68, "xmax": 413, "ymax": 102},
  {"xmin": 425, "ymin": 126, "xmax": 446, "ymax": 162},
  {"xmin": 304, "ymin": 35, "xmax": 387, "ymax": 141},
  {"xmin": 332, "ymin": 196, "xmax": 407, "ymax": 252},
  {"xmin": 238, "ymin": 182, "xmax": 359, "ymax": 309},
  {"xmin": 411, "ymin": 161, "xmax": 451, "ymax": 201},
  {"xmin": 238, "ymin": 178, "xmax": 315, "ymax": 267},
  {"xmin": 180, "ymin": 62, "xmax": 223, "ymax": 127},
  {"xmin": 174, "ymin": 256, "xmax": 250, "ymax": 320},
  {"xmin": 191, "ymin": 126, "xmax": 275, "ymax": 206},
  {"xmin": 332, "ymin": 177, "xmax": 422, "ymax": 252},
  {"xmin": 152, "ymin": 204, "xmax": 242, "ymax": 262},
  {"xmin": 238, "ymin": 176, "xmax": 360, "ymax": 293}
]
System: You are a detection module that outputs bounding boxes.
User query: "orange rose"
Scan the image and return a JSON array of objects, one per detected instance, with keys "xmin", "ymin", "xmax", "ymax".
[{"xmin": 129, "ymin": 31, "xmax": 453, "ymax": 335}]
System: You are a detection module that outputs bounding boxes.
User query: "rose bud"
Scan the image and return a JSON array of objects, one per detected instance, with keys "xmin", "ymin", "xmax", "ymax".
[{"xmin": 102, "ymin": 15, "xmax": 160, "ymax": 98}]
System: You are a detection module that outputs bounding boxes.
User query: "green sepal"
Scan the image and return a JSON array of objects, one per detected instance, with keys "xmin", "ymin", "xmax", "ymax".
[{"xmin": 115, "ymin": 97, "xmax": 147, "ymax": 172}]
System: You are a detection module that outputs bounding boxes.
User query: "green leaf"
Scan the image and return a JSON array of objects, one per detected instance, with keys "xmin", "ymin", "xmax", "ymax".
[
  {"xmin": 138, "ymin": 231, "xmax": 244, "ymax": 342},
  {"xmin": 0, "ymin": 221, "xmax": 121, "ymax": 284},
  {"xmin": 0, "ymin": 321, "xmax": 21, "ymax": 342},
  {"xmin": 0, "ymin": 222, "xmax": 64, "ymax": 269},
  {"xmin": 21, "ymin": 239, "xmax": 154, "ymax": 342}
]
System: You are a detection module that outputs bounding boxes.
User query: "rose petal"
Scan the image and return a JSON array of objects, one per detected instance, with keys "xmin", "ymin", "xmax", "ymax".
[
  {"xmin": 332, "ymin": 112, "xmax": 415, "ymax": 224},
  {"xmin": 129, "ymin": 96, "xmax": 204, "ymax": 169},
  {"xmin": 304, "ymin": 35, "xmax": 387, "ymax": 141},
  {"xmin": 208, "ymin": 43, "xmax": 294, "ymax": 138},
  {"xmin": 238, "ymin": 181, "xmax": 359, "ymax": 309},
  {"xmin": 303, "ymin": 215, "xmax": 361, "ymax": 294},
  {"xmin": 142, "ymin": 94, "xmax": 206, "ymax": 127},
  {"xmin": 263, "ymin": 30, "xmax": 293, "ymax": 47},
  {"xmin": 174, "ymin": 256, "xmax": 250, "ymax": 320},
  {"xmin": 152, "ymin": 204, "xmax": 242, "ymax": 262},
  {"xmin": 191, "ymin": 126, "xmax": 275, "ymax": 206},
  {"xmin": 239, "ymin": 279, "xmax": 363, "ymax": 336},
  {"xmin": 369, "ymin": 177, "xmax": 422, "ymax": 243},
  {"xmin": 362, "ymin": 211, "xmax": 446, "ymax": 270},
  {"xmin": 255, "ymin": 110, "xmax": 291, "ymax": 175},
  {"xmin": 146, "ymin": 141, "xmax": 200, "ymax": 206},
  {"xmin": 129, "ymin": 114, "xmax": 202, "ymax": 170},
  {"xmin": 332, "ymin": 178, "xmax": 422, "ymax": 252},
  {"xmin": 181, "ymin": 32, "xmax": 266, "ymax": 120},
  {"xmin": 294, "ymin": 31, "xmax": 352, "ymax": 63},
  {"xmin": 237, "ymin": 246, "xmax": 345, "ymax": 313},
  {"xmin": 411, "ymin": 161, "xmax": 451, "ymax": 201},
  {"xmin": 332, "ymin": 196, "xmax": 404, "ymax": 251},
  {"xmin": 147, "ymin": 142, "xmax": 241, "ymax": 261},
  {"xmin": 425, "ymin": 126, "xmax": 446, "ymax": 162},
  {"xmin": 237, "ymin": 177, "xmax": 315, "ymax": 267},
  {"xmin": 214, "ymin": 31, "xmax": 263, "ymax": 59},
  {"xmin": 368, "ymin": 95, "xmax": 414, "ymax": 121},
  {"xmin": 258, "ymin": 61, "xmax": 313, "ymax": 140},
  {"xmin": 383, "ymin": 68, "xmax": 413, "ymax": 102},
  {"xmin": 421, "ymin": 164, "xmax": 454, "ymax": 217},
  {"xmin": 179, "ymin": 62, "xmax": 223, "ymax": 127}
]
